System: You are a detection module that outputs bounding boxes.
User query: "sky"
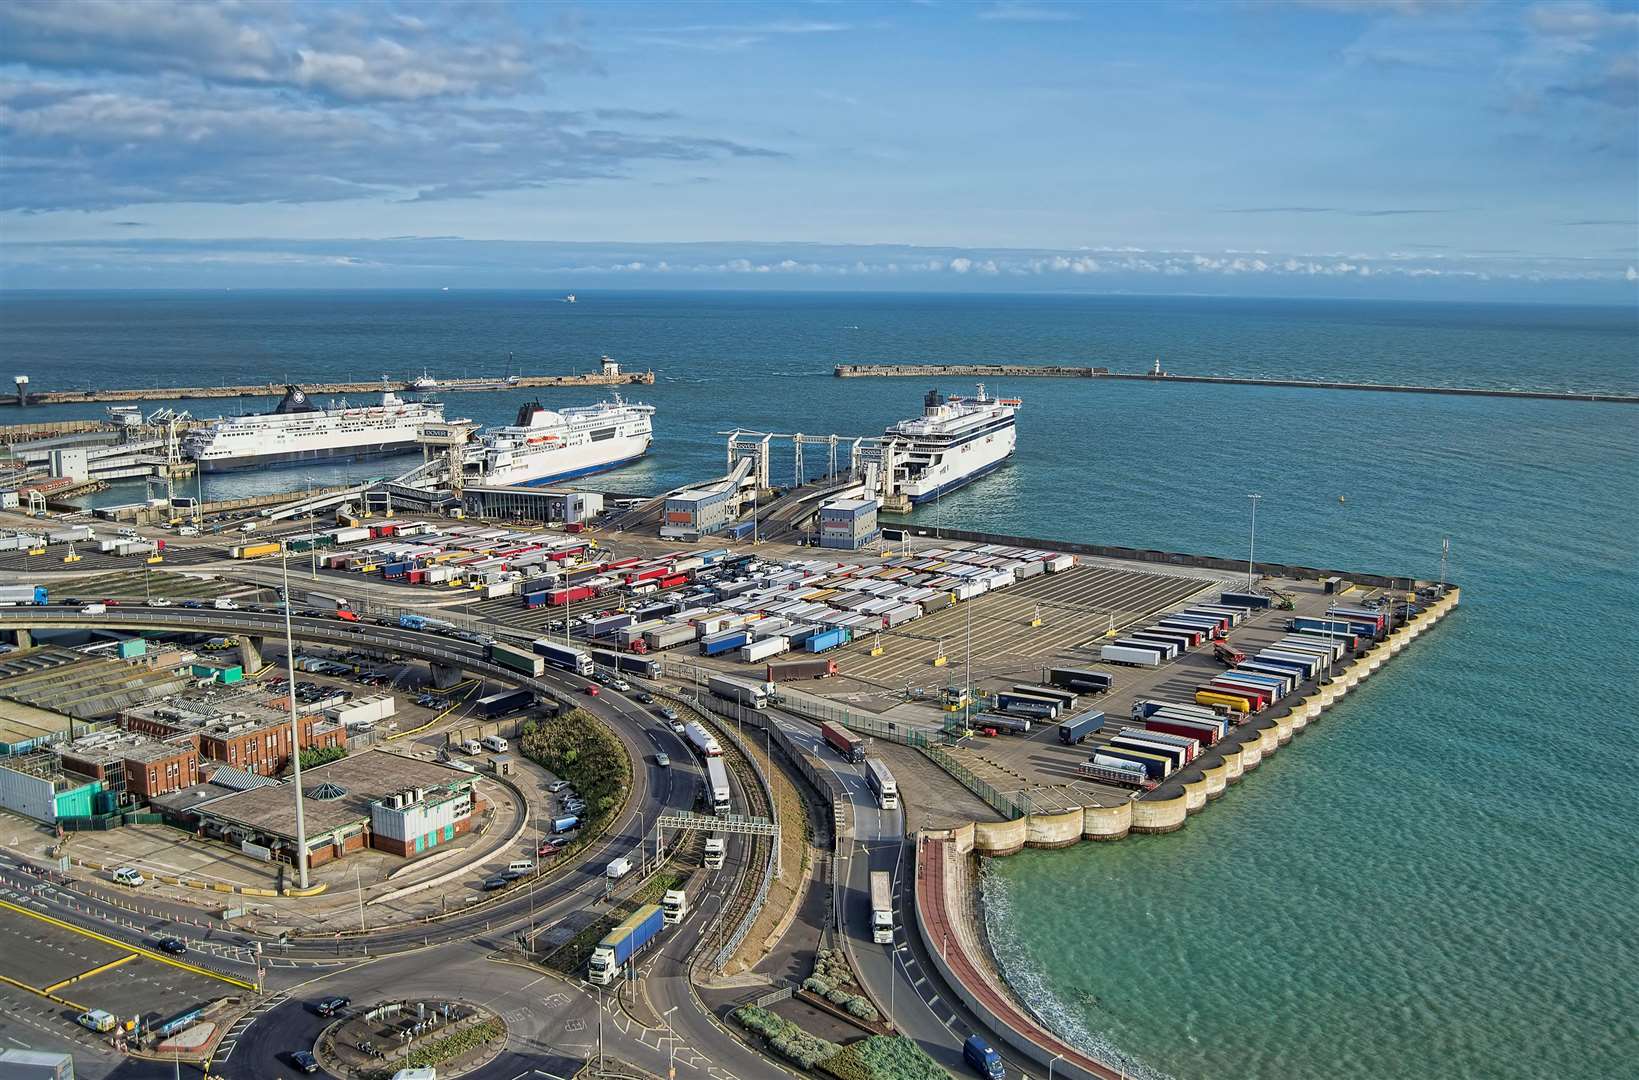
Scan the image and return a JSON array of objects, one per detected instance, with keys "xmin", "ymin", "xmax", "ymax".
[{"xmin": 1, "ymin": 0, "xmax": 1636, "ymax": 301}]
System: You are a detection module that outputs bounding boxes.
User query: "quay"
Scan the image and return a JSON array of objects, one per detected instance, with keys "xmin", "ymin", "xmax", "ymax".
[
  {"xmin": 834, "ymin": 362, "xmax": 1639, "ymax": 404},
  {"xmin": 4, "ymin": 368, "xmax": 655, "ymax": 408}
]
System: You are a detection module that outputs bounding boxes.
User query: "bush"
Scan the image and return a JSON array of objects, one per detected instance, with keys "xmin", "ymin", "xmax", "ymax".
[
  {"xmin": 843, "ymin": 997, "xmax": 880, "ymax": 1022},
  {"xmin": 822, "ymin": 1035, "xmax": 946, "ymax": 1080},
  {"xmin": 294, "ymin": 745, "xmax": 347, "ymax": 772},
  {"xmin": 732, "ymin": 1006, "xmax": 841, "ymax": 1071},
  {"xmin": 803, "ymin": 975, "xmax": 832, "ymax": 996},
  {"xmin": 519, "ymin": 708, "xmax": 630, "ymax": 827}
]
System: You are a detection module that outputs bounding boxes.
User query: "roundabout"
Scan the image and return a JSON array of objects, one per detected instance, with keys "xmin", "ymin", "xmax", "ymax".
[{"xmin": 315, "ymin": 997, "xmax": 506, "ymax": 1080}]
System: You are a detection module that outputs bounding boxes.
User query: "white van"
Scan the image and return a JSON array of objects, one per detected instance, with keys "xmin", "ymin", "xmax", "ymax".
[
  {"xmin": 460, "ymin": 739, "xmax": 483, "ymax": 755},
  {"xmin": 81, "ymin": 603, "xmax": 107, "ymax": 615},
  {"xmin": 480, "ymin": 735, "xmax": 508, "ymax": 753},
  {"xmin": 178, "ymin": 525, "xmax": 199, "ymax": 537},
  {"xmin": 111, "ymin": 866, "xmax": 145, "ymax": 887},
  {"xmin": 606, "ymin": 857, "xmax": 632, "ymax": 881},
  {"xmin": 213, "ymin": 598, "xmax": 240, "ymax": 610},
  {"xmin": 506, "ymin": 859, "xmax": 535, "ymax": 875}
]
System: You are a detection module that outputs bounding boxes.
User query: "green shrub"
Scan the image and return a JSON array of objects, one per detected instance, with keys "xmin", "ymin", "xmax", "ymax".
[
  {"xmin": 519, "ymin": 708, "xmax": 630, "ymax": 835},
  {"xmin": 804, "ymin": 975, "xmax": 832, "ymax": 995},
  {"xmin": 732, "ymin": 1006, "xmax": 841, "ymax": 1070},
  {"xmin": 822, "ymin": 1035, "xmax": 946, "ymax": 1080}
]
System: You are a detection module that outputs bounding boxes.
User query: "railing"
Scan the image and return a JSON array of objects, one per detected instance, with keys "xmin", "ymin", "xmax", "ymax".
[{"xmin": 753, "ymin": 981, "xmax": 797, "ymax": 1008}]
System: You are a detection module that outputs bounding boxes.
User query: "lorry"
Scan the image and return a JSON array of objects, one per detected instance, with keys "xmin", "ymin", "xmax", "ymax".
[
  {"xmin": 1212, "ymin": 642, "xmax": 1247, "ymax": 666},
  {"xmin": 684, "ymin": 721, "xmax": 722, "ymax": 757},
  {"xmin": 662, "ymin": 887, "xmax": 690, "ymax": 925},
  {"xmin": 819, "ymin": 721, "xmax": 865, "ymax": 763},
  {"xmin": 488, "ymin": 641, "xmax": 546, "ymax": 677},
  {"xmin": 587, "ymin": 904, "xmax": 665, "ymax": 985},
  {"xmin": 1047, "ymin": 666, "xmax": 1114, "ymax": 693},
  {"xmin": 869, "ymin": 870, "xmax": 894, "ymax": 944},
  {"xmin": 703, "ymin": 837, "xmax": 726, "ymax": 870},
  {"xmin": 865, "ymin": 757, "xmax": 898, "ymax": 809},
  {"xmin": 706, "ymin": 674, "xmax": 769, "ymax": 710},
  {"xmin": 0, "ymin": 584, "xmax": 47, "ymax": 606},
  {"xmin": 475, "ymin": 689, "xmax": 533, "ymax": 718},
  {"xmin": 531, "ymin": 638, "xmax": 594, "ymax": 676},
  {"xmin": 767, "ymin": 657, "xmax": 838, "ymax": 681},
  {"xmin": 1056, "ymin": 709, "xmax": 1106, "ymax": 745},
  {"xmin": 704, "ymin": 757, "xmax": 731, "ymax": 814}
]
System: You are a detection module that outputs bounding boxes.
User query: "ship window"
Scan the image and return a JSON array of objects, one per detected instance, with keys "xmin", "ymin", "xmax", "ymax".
[{"xmin": 590, "ymin": 427, "xmax": 616, "ymax": 442}]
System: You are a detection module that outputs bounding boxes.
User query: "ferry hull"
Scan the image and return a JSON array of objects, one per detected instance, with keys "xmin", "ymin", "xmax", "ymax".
[
  {"xmin": 905, "ymin": 454, "xmax": 1012, "ymax": 505},
  {"xmin": 483, "ymin": 433, "xmax": 652, "ymax": 487},
  {"xmin": 194, "ymin": 442, "xmax": 422, "ymax": 473}
]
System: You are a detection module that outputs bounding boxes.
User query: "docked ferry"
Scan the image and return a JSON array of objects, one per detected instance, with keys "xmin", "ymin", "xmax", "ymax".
[
  {"xmin": 182, "ymin": 385, "xmax": 443, "ymax": 472},
  {"xmin": 884, "ymin": 385, "xmax": 1020, "ymax": 504},
  {"xmin": 479, "ymin": 394, "xmax": 654, "ymax": 487}
]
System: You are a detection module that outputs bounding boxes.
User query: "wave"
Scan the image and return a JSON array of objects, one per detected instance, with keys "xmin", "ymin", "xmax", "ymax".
[{"xmin": 980, "ymin": 861, "xmax": 1175, "ymax": 1080}]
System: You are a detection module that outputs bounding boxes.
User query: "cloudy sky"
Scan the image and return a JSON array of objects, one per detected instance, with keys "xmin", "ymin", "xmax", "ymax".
[{"xmin": 1, "ymin": 0, "xmax": 1635, "ymax": 300}]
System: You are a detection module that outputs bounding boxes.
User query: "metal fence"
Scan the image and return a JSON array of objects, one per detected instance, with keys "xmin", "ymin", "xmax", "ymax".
[{"xmin": 921, "ymin": 743, "xmax": 1030, "ymax": 820}]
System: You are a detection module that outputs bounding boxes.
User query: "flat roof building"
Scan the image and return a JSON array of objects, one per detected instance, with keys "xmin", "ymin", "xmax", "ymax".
[{"xmin": 121, "ymin": 692, "xmax": 343, "ymax": 776}]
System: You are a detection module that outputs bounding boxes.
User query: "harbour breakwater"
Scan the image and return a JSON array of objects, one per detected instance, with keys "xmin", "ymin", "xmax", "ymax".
[
  {"xmin": 836, "ymin": 363, "xmax": 1639, "ymax": 404},
  {"xmin": 4, "ymin": 370, "xmax": 656, "ymax": 408},
  {"xmin": 923, "ymin": 586, "xmax": 1460, "ymax": 854}
]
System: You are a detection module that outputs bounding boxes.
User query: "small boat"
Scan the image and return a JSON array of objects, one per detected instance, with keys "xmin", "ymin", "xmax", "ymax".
[
  {"xmin": 564, "ymin": 293, "xmax": 577, "ymax": 303},
  {"xmin": 410, "ymin": 370, "xmax": 438, "ymax": 391}
]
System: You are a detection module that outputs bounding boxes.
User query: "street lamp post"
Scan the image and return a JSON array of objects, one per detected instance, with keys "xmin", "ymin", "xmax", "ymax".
[
  {"xmin": 282, "ymin": 548, "xmax": 311, "ymax": 890},
  {"xmin": 664, "ymin": 1005, "xmax": 678, "ymax": 1080},
  {"xmin": 1246, "ymin": 493, "xmax": 1262, "ymax": 589},
  {"xmin": 1049, "ymin": 1051, "xmax": 1065, "ymax": 1080}
]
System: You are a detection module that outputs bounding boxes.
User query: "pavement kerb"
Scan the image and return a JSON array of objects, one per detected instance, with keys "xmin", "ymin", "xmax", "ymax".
[
  {"xmin": 0, "ymin": 896, "xmax": 258, "ymax": 991},
  {"xmin": 0, "ymin": 969, "xmax": 86, "ymax": 1012},
  {"xmin": 73, "ymin": 855, "xmax": 326, "ymax": 898}
]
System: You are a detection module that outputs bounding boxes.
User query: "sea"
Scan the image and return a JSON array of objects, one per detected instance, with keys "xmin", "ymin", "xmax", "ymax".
[{"xmin": 3, "ymin": 290, "xmax": 1636, "ymax": 1079}]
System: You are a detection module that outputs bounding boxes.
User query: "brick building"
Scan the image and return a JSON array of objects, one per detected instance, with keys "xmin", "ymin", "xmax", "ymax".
[
  {"xmin": 55, "ymin": 731, "xmax": 199, "ymax": 802},
  {"xmin": 122, "ymin": 695, "xmax": 343, "ymax": 776}
]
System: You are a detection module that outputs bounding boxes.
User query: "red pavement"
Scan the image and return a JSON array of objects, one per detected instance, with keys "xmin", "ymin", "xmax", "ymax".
[{"xmin": 916, "ymin": 835, "xmax": 1122, "ymax": 1080}]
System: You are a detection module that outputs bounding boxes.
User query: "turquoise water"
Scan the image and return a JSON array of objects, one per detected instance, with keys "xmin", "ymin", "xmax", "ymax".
[{"xmin": 3, "ymin": 290, "xmax": 1636, "ymax": 1077}]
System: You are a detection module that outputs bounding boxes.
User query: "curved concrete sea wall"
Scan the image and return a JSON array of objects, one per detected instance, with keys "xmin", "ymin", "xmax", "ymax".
[{"xmin": 935, "ymin": 587, "xmax": 1459, "ymax": 851}]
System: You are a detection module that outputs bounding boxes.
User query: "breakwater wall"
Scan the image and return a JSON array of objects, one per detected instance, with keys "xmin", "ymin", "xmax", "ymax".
[
  {"xmin": 835, "ymin": 364, "xmax": 1638, "ymax": 404},
  {"xmin": 5, "ymin": 370, "xmax": 655, "ymax": 407},
  {"xmin": 924, "ymin": 586, "xmax": 1460, "ymax": 854}
]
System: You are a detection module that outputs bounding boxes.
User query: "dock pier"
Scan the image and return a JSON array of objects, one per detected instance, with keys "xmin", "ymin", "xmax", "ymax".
[
  {"xmin": 4, "ymin": 369, "xmax": 656, "ymax": 408},
  {"xmin": 834, "ymin": 363, "xmax": 1639, "ymax": 404}
]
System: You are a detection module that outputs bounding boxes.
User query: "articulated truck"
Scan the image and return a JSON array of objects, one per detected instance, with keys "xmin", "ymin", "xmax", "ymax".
[
  {"xmin": 869, "ymin": 870, "xmax": 894, "ymax": 944},
  {"xmin": 588, "ymin": 904, "xmax": 666, "ymax": 985}
]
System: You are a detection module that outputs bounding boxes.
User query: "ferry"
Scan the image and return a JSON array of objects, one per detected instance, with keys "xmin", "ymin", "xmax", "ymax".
[
  {"xmin": 181, "ymin": 385, "xmax": 443, "ymax": 472},
  {"xmin": 479, "ymin": 394, "xmax": 654, "ymax": 487},
  {"xmin": 885, "ymin": 385, "xmax": 1020, "ymax": 504}
]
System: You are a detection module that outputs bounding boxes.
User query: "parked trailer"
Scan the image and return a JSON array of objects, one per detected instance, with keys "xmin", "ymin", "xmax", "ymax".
[
  {"xmin": 1012, "ymin": 684, "xmax": 1078, "ymax": 710},
  {"xmin": 1080, "ymin": 757, "xmax": 1157, "ymax": 790},
  {"xmin": 1234, "ymin": 662, "xmax": 1302, "ymax": 691},
  {"xmin": 972, "ymin": 713, "xmax": 1033, "ymax": 736},
  {"xmin": 865, "ymin": 758, "xmax": 898, "ymax": 810},
  {"xmin": 994, "ymin": 692, "xmax": 1059, "ymax": 720},
  {"xmin": 1188, "ymin": 604, "xmax": 1249, "ymax": 626},
  {"xmin": 767, "ymin": 657, "xmax": 838, "ymax": 681},
  {"xmin": 588, "ymin": 904, "xmax": 666, "ymax": 985},
  {"xmin": 1146, "ymin": 715, "xmax": 1224, "ymax": 747},
  {"xmin": 1114, "ymin": 636, "xmax": 1178, "ymax": 661},
  {"xmin": 1197, "ymin": 686, "xmax": 1260, "ymax": 713},
  {"xmin": 1100, "ymin": 643, "xmax": 1163, "ymax": 667},
  {"xmin": 1057, "ymin": 709, "xmax": 1107, "ymax": 745},
  {"xmin": 1208, "ymin": 677, "xmax": 1272, "ymax": 709},
  {"xmin": 1047, "ymin": 667, "xmax": 1114, "ymax": 693},
  {"xmin": 820, "ymin": 721, "xmax": 866, "ymax": 763},
  {"xmin": 1258, "ymin": 649, "xmax": 1325, "ymax": 679},
  {"xmin": 701, "ymin": 631, "xmax": 752, "ymax": 657},
  {"xmin": 1141, "ymin": 624, "xmax": 1204, "ymax": 647},
  {"xmin": 704, "ymin": 756, "xmax": 731, "ymax": 814},
  {"xmin": 707, "ymin": 674, "xmax": 769, "ymax": 709},
  {"xmin": 1129, "ymin": 629, "xmax": 1199, "ymax": 653},
  {"xmin": 532, "ymin": 639, "xmax": 594, "ymax": 676},
  {"xmin": 1226, "ymin": 669, "xmax": 1291, "ymax": 699},
  {"xmin": 805, "ymin": 626, "xmax": 849, "ymax": 654},
  {"xmin": 476, "ymin": 688, "xmax": 534, "ymax": 718},
  {"xmin": 1109, "ymin": 733, "xmax": 1191, "ymax": 770},
  {"xmin": 1277, "ymin": 634, "xmax": 1345, "ymax": 662},
  {"xmin": 1219, "ymin": 591, "xmax": 1272, "ymax": 609},
  {"xmin": 740, "ymin": 636, "xmax": 789, "ymax": 664},
  {"xmin": 1092, "ymin": 744, "xmax": 1172, "ymax": 780},
  {"xmin": 489, "ymin": 642, "xmax": 546, "ymax": 677}
]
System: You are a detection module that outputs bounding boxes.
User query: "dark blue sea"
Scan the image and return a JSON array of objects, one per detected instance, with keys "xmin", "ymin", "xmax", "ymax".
[{"xmin": 2, "ymin": 290, "xmax": 1636, "ymax": 1079}]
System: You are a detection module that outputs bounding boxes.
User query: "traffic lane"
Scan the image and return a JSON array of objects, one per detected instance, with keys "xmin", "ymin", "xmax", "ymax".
[
  {"xmin": 0, "ymin": 980, "xmax": 128, "ymax": 1080},
  {"xmin": 0, "ymin": 906, "xmax": 130, "ymax": 988},
  {"xmin": 0, "ymin": 863, "xmax": 255, "ymax": 954}
]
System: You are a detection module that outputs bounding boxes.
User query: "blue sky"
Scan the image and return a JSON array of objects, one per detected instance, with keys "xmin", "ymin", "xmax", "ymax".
[{"xmin": 1, "ymin": 0, "xmax": 1635, "ymax": 300}]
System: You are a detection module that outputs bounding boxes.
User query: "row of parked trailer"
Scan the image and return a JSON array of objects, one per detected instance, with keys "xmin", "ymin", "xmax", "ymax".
[
  {"xmin": 0, "ymin": 525, "xmax": 96, "ymax": 554},
  {"xmin": 1099, "ymin": 599, "xmax": 1254, "ymax": 668}
]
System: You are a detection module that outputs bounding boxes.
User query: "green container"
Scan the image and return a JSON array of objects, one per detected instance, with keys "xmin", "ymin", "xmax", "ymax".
[
  {"xmin": 117, "ymin": 638, "xmax": 147, "ymax": 659},
  {"xmin": 221, "ymin": 666, "xmax": 244, "ymax": 684}
]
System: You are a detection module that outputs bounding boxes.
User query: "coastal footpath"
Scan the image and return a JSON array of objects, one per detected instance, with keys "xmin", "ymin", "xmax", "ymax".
[
  {"xmin": 836, "ymin": 363, "xmax": 1638, "ymax": 404},
  {"xmin": 911, "ymin": 588, "xmax": 1462, "ymax": 1080}
]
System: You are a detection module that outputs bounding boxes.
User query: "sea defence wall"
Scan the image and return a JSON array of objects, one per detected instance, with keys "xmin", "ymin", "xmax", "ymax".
[
  {"xmin": 6, "ymin": 370, "xmax": 655, "ymax": 407},
  {"xmin": 835, "ymin": 363, "xmax": 1639, "ymax": 404},
  {"xmin": 924, "ymin": 586, "xmax": 1460, "ymax": 854}
]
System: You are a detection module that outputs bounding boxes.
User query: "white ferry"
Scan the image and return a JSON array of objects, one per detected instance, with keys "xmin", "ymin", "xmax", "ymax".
[
  {"xmin": 479, "ymin": 394, "xmax": 654, "ymax": 487},
  {"xmin": 884, "ymin": 385, "xmax": 1020, "ymax": 504},
  {"xmin": 182, "ymin": 385, "xmax": 443, "ymax": 472}
]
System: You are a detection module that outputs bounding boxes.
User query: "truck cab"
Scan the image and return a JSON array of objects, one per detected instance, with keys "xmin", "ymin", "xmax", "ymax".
[
  {"xmin": 703, "ymin": 837, "xmax": 726, "ymax": 870},
  {"xmin": 662, "ymin": 888, "xmax": 689, "ymax": 925},
  {"xmin": 963, "ymin": 1034, "xmax": 1005, "ymax": 1079}
]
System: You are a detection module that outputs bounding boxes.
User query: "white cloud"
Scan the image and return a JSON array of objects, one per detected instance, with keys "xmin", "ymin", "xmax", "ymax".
[{"xmin": 976, "ymin": 3, "xmax": 1080, "ymax": 24}]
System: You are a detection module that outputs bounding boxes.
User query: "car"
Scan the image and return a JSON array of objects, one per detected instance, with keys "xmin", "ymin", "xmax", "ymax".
[
  {"xmin": 501, "ymin": 867, "xmax": 531, "ymax": 881},
  {"xmin": 76, "ymin": 1009, "xmax": 117, "ymax": 1033},
  {"xmin": 147, "ymin": 597, "xmax": 173, "ymax": 606},
  {"xmin": 152, "ymin": 936, "xmax": 187, "ymax": 955},
  {"xmin": 655, "ymin": 752, "xmax": 671, "ymax": 768},
  {"xmin": 481, "ymin": 875, "xmax": 509, "ymax": 891},
  {"xmin": 611, "ymin": 678, "xmax": 631, "ymax": 692},
  {"xmin": 101, "ymin": 598, "xmax": 120, "ymax": 606},
  {"xmin": 584, "ymin": 685, "xmax": 599, "ymax": 697},
  {"xmin": 635, "ymin": 691, "xmax": 654, "ymax": 704},
  {"xmin": 536, "ymin": 840, "xmax": 562, "ymax": 858},
  {"xmin": 111, "ymin": 866, "xmax": 145, "ymax": 887},
  {"xmin": 670, "ymin": 720, "xmax": 686, "ymax": 736},
  {"xmin": 547, "ymin": 779, "xmax": 571, "ymax": 793},
  {"xmin": 315, "ymin": 995, "xmax": 351, "ymax": 1016},
  {"xmin": 180, "ymin": 599, "xmax": 204, "ymax": 609},
  {"xmin": 287, "ymin": 1049, "xmax": 320, "ymax": 1074},
  {"xmin": 659, "ymin": 706, "xmax": 680, "ymax": 722},
  {"xmin": 61, "ymin": 597, "xmax": 81, "ymax": 606}
]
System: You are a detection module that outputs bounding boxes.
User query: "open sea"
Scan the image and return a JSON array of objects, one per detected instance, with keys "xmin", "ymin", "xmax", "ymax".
[{"xmin": 3, "ymin": 290, "xmax": 1636, "ymax": 1078}]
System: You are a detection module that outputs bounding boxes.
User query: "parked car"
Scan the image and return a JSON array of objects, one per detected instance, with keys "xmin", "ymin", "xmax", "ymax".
[
  {"xmin": 536, "ymin": 840, "xmax": 562, "ymax": 858},
  {"xmin": 547, "ymin": 780, "xmax": 572, "ymax": 793},
  {"xmin": 481, "ymin": 876, "xmax": 509, "ymax": 891},
  {"xmin": 287, "ymin": 1049, "xmax": 320, "ymax": 1074}
]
